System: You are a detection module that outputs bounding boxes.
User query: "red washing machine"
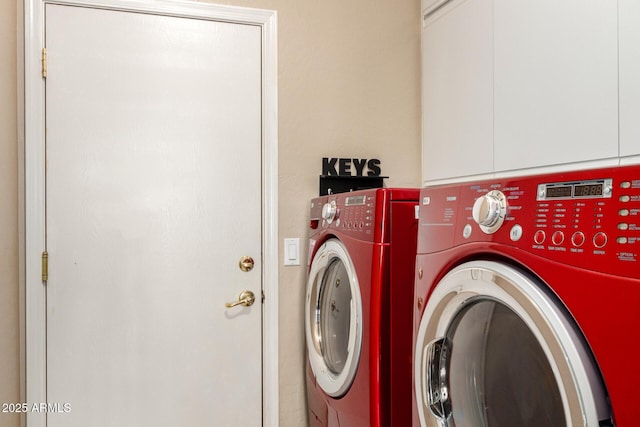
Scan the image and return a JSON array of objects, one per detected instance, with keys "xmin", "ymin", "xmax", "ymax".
[
  {"xmin": 413, "ymin": 166, "xmax": 640, "ymax": 427},
  {"xmin": 305, "ymin": 188, "xmax": 419, "ymax": 427}
]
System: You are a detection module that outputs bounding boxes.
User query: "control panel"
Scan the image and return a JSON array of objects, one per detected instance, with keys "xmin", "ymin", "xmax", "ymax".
[
  {"xmin": 310, "ymin": 188, "xmax": 420, "ymax": 244},
  {"xmin": 310, "ymin": 191, "xmax": 378, "ymax": 242},
  {"xmin": 418, "ymin": 165, "xmax": 640, "ymax": 278}
]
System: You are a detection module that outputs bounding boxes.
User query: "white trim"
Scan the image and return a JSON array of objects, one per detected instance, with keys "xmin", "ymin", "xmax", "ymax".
[
  {"xmin": 619, "ymin": 154, "xmax": 640, "ymax": 165},
  {"xmin": 260, "ymin": 6, "xmax": 279, "ymax": 427},
  {"xmin": 21, "ymin": 1, "xmax": 278, "ymax": 426},
  {"xmin": 17, "ymin": 2, "xmax": 27, "ymax": 426},
  {"xmin": 22, "ymin": 2, "xmax": 47, "ymax": 425}
]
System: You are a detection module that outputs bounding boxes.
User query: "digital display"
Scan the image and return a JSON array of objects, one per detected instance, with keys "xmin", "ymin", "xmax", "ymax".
[
  {"xmin": 574, "ymin": 184, "xmax": 603, "ymax": 197},
  {"xmin": 345, "ymin": 195, "xmax": 366, "ymax": 206},
  {"xmin": 537, "ymin": 178, "xmax": 612, "ymax": 201},
  {"xmin": 546, "ymin": 185, "xmax": 572, "ymax": 198}
]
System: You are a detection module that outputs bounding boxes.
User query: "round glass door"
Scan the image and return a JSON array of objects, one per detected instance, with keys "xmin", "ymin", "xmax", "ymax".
[
  {"xmin": 444, "ymin": 299, "xmax": 564, "ymax": 426},
  {"xmin": 306, "ymin": 239, "xmax": 362, "ymax": 397},
  {"xmin": 415, "ymin": 261, "xmax": 611, "ymax": 427}
]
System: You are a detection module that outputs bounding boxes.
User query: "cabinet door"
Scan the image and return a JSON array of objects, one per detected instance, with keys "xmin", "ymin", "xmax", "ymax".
[
  {"xmin": 493, "ymin": 0, "xmax": 618, "ymax": 172},
  {"xmin": 620, "ymin": 0, "xmax": 640, "ymax": 159},
  {"xmin": 422, "ymin": 0, "xmax": 493, "ymax": 183}
]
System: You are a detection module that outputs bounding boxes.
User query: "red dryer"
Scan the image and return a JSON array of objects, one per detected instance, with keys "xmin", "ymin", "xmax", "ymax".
[
  {"xmin": 413, "ymin": 166, "xmax": 640, "ymax": 426},
  {"xmin": 305, "ymin": 188, "xmax": 419, "ymax": 426}
]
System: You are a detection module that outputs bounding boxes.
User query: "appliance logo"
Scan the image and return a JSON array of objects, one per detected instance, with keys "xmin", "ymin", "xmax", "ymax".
[{"xmin": 322, "ymin": 157, "xmax": 381, "ymax": 177}]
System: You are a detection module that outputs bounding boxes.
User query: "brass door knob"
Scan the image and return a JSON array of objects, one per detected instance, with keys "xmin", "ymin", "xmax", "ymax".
[
  {"xmin": 239, "ymin": 256, "xmax": 255, "ymax": 272},
  {"xmin": 225, "ymin": 290, "xmax": 256, "ymax": 308}
]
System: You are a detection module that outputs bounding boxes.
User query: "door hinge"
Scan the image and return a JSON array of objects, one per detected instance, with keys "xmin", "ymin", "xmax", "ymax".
[
  {"xmin": 42, "ymin": 48, "xmax": 47, "ymax": 78},
  {"xmin": 42, "ymin": 251, "xmax": 49, "ymax": 282},
  {"xmin": 261, "ymin": 290, "xmax": 265, "ymax": 303}
]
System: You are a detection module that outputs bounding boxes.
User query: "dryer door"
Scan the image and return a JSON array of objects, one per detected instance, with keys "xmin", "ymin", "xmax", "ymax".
[
  {"xmin": 414, "ymin": 260, "xmax": 611, "ymax": 427},
  {"xmin": 306, "ymin": 238, "xmax": 363, "ymax": 397}
]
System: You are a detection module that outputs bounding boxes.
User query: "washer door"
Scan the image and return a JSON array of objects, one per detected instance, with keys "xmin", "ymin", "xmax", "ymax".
[
  {"xmin": 306, "ymin": 238, "xmax": 363, "ymax": 397},
  {"xmin": 414, "ymin": 261, "xmax": 611, "ymax": 427}
]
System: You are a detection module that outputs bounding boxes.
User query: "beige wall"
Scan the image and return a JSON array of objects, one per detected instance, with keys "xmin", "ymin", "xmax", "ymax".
[
  {"xmin": 0, "ymin": 1, "xmax": 420, "ymax": 426},
  {"xmin": 0, "ymin": 1, "xmax": 20, "ymax": 427}
]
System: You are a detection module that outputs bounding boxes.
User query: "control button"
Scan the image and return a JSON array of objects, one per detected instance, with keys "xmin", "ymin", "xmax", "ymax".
[
  {"xmin": 604, "ymin": 185, "xmax": 612, "ymax": 196},
  {"xmin": 620, "ymin": 195, "xmax": 630, "ymax": 203},
  {"xmin": 510, "ymin": 224, "xmax": 523, "ymax": 242},
  {"xmin": 618, "ymin": 223, "xmax": 629, "ymax": 231},
  {"xmin": 621, "ymin": 181, "xmax": 631, "ymax": 189},
  {"xmin": 322, "ymin": 201, "xmax": 338, "ymax": 223},
  {"xmin": 593, "ymin": 232, "xmax": 608, "ymax": 248},
  {"xmin": 571, "ymin": 232, "xmax": 585, "ymax": 247},
  {"xmin": 534, "ymin": 230, "xmax": 546, "ymax": 245},
  {"xmin": 552, "ymin": 231, "xmax": 565, "ymax": 246},
  {"xmin": 463, "ymin": 224, "xmax": 472, "ymax": 239},
  {"xmin": 619, "ymin": 209, "xmax": 630, "ymax": 217},
  {"xmin": 472, "ymin": 190, "xmax": 507, "ymax": 234},
  {"xmin": 617, "ymin": 237, "xmax": 628, "ymax": 244}
]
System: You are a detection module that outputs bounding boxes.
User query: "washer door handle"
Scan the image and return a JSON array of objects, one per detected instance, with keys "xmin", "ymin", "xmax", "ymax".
[{"xmin": 424, "ymin": 337, "xmax": 452, "ymax": 422}]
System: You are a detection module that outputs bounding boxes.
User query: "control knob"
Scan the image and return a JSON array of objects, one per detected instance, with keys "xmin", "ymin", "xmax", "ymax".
[
  {"xmin": 322, "ymin": 201, "xmax": 338, "ymax": 224},
  {"xmin": 472, "ymin": 190, "xmax": 507, "ymax": 234}
]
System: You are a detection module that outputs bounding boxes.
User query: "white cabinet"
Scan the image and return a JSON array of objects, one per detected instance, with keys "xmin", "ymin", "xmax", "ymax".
[
  {"xmin": 421, "ymin": 0, "xmax": 493, "ymax": 183},
  {"xmin": 619, "ymin": 0, "xmax": 640, "ymax": 159},
  {"xmin": 421, "ymin": 0, "xmax": 621, "ymax": 183},
  {"xmin": 493, "ymin": 0, "xmax": 618, "ymax": 172}
]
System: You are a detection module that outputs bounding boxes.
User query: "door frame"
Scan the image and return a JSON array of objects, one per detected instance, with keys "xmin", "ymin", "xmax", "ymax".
[{"xmin": 19, "ymin": 1, "xmax": 279, "ymax": 426}]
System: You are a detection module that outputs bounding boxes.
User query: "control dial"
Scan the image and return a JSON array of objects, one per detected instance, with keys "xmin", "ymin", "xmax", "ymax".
[
  {"xmin": 472, "ymin": 190, "xmax": 507, "ymax": 234},
  {"xmin": 322, "ymin": 201, "xmax": 338, "ymax": 224}
]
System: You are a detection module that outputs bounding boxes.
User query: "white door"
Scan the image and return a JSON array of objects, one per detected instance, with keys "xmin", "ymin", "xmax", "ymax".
[
  {"xmin": 493, "ymin": 0, "xmax": 618, "ymax": 172},
  {"xmin": 421, "ymin": 0, "xmax": 493, "ymax": 184},
  {"xmin": 620, "ymin": 0, "xmax": 640, "ymax": 159},
  {"xmin": 44, "ymin": 4, "xmax": 262, "ymax": 426}
]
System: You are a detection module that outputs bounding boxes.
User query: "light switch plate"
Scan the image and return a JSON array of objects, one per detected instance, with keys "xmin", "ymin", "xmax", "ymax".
[{"xmin": 284, "ymin": 238, "xmax": 300, "ymax": 266}]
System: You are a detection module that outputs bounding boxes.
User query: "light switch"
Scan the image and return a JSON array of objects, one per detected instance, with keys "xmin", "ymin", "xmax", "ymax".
[{"xmin": 284, "ymin": 238, "xmax": 300, "ymax": 266}]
